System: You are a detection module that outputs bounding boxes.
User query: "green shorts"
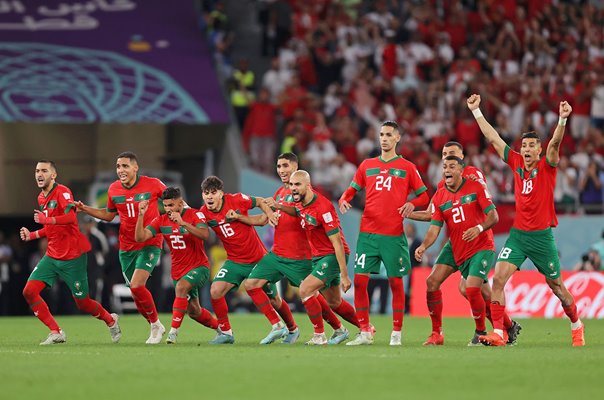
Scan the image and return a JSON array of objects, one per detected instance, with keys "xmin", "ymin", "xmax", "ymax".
[
  {"xmin": 435, "ymin": 241, "xmax": 459, "ymax": 269},
  {"xmin": 459, "ymin": 250, "xmax": 495, "ymax": 280},
  {"xmin": 28, "ymin": 254, "xmax": 89, "ymax": 299},
  {"xmin": 248, "ymin": 251, "xmax": 312, "ymax": 287},
  {"xmin": 311, "ymin": 254, "xmax": 349, "ymax": 288},
  {"xmin": 354, "ymin": 232, "xmax": 410, "ymax": 277},
  {"xmin": 497, "ymin": 228, "xmax": 561, "ymax": 279},
  {"xmin": 173, "ymin": 266, "xmax": 210, "ymax": 300},
  {"xmin": 214, "ymin": 259, "xmax": 278, "ymax": 299},
  {"xmin": 119, "ymin": 246, "xmax": 162, "ymax": 286}
]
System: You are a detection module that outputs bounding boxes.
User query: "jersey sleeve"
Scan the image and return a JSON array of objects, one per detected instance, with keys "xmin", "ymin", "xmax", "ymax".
[
  {"xmin": 57, "ymin": 187, "xmax": 76, "ymax": 214},
  {"xmin": 193, "ymin": 210, "xmax": 208, "ymax": 228},
  {"xmin": 235, "ymin": 193, "xmax": 256, "ymax": 210},
  {"xmin": 409, "ymin": 165, "xmax": 428, "ymax": 196},
  {"xmin": 349, "ymin": 162, "xmax": 366, "ymax": 191},
  {"xmin": 146, "ymin": 216, "xmax": 161, "ymax": 237},
  {"xmin": 503, "ymin": 145, "xmax": 523, "ymax": 169},
  {"xmin": 476, "ymin": 183, "xmax": 496, "ymax": 214},
  {"xmin": 430, "ymin": 193, "xmax": 444, "ymax": 227},
  {"xmin": 320, "ymin": 202, "xmax": 340, "ymax": 236},
  {"xmin": 106, "ymin": 186, "xmax": 117, "ymax": 212},
  {"xmin": 155, "ymin": 178, "xmax": 167, "ymax": 198}
]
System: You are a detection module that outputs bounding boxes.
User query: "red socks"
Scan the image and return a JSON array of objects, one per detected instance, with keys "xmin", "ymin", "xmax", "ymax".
[
  {"xmin": 389, "ymin": 277, "xmax": 404, "ymax": 332},
  {"xmin": 354, "ymin": 274, "xmax": 371, "ymax": 331},
  {"xmin": 563, "ymin": 301, "xmax": 579, "ymax": 323},
  {"xmin": 426, "ymin": 290, "xmax": 443, "ymax": 334},
  {"xmin": 276, "ymin": 299, "xmax": 297, "ymax": 331},
  {"xmin": 333, "ymin": 300, "xmax": 360, "ymax": 328},
  {"xmin": 172, "ymin": 296, "xmax": 188, "ymax": 329},
  {"xmin": 23, "ymin": 280, "xmax": 60, "ymax": 332},
  {"xmin": 193, "ymin": 308, "xmax": 219, "ymax": 329},
  {"xmin": 490, "ymin": 301, "xmax": 506, "ymax": 331},
  {"xmin": 211, "ymin": 297, "xmax": 231, "ymax": 331},
  {"xmin": 247, "ymin": 288, "xmax": 281, "ymax": 325},
  {"xmin": 317, "ymin": 294, "xmax": 341, "ymax": 329},
  {"xmin": 303, "ymin": 296, "xmax": 324, "ymax": 333},
  {"xmin": 466, "ymin": 287, "xmax": 486, "ymax": 332},
  {"xmin": 74, "ymin": 297, "xmax": 114, "ymax": 326},
  {"xmin": 130, "ymin": 286, "xmax": 159, "ymax": 324}
]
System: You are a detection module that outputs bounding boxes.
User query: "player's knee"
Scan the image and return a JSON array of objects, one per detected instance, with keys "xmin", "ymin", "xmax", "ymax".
[
  {"xmin": 426, "ymin": 275, "xmax": 441, "ymax": 292},
  {"xmin": 210, "ymin": 286, "xmax": 223, "ymax": 299},
  {"xmin": 481, "ymin": 284, "xmax": 491, "ymax": 301},
  {"xmin": 326, "ymin": 297, "xmax": 341, "ymax": 309},
  {"xmin": 74, "ymin": 297, "xmax": 94, "ymax": 312},
  {"xmin": 457, "ymin": 283, "xmax": 467, "ymax": 298},
  {"xmin": 243, "ymin": 279, "xmax": 260, "ymax": 291},
  {"xmin": 491, "ymin": 275, "xmax": 506, "ymax": 291},
  {"xmin": 130, "ymin": 281, "xmax": 144, "ymax": 289},
  {"xmin": 187, "ymin": 307, "xmax": 200, "ymax": 319},
  {"xmin": 299, "ymin": 286, "xmax": 311, "ymax": 300},
  {"xmin": 22, "ymin": 285, "xmax": 36, "ymax": 302}
]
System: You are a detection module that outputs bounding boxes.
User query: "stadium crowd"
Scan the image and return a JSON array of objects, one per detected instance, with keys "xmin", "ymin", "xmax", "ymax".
[{"xmin": 222, "ymin": 0, "xmax": 604, "ymax": 212}]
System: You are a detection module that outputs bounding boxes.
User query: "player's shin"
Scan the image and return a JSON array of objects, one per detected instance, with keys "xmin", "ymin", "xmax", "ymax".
[
  {"xmin": 210, "ymin": 297, "xmax": 232, "ymax": 332},
  {"xmin": 388, "ymin": 277, "xmax": 404, "ymax": 332},
  {"xmin": 247, "ymin": 288, "xmax": 281, "ymax": 325},
  {"xmin": 275, "ymin": 299, "xmax": 297, "ymax": 331},
  {"xmin": 333, "ymin": 299, "xmax": 360, "ymax": 328},
  {"xmin": 172, "ymin": 297, "xmax": 188, "ymax": 329},
  {"xmin": 426, "ymin": 290, "xmax": 443, "ymax": 334},
  {"xmin": 131, "ymin": 286, "xmax": 159, "ymax": 324},
  {"xmin": 466, "ymin": 287, "xmax": 486, "ymax": 332},
  {"xmin": 354, "ymin": 274, "xmax": 371, "ymax": 331},
  {"xmin": 23, "ymin": 280, "xmax": 60, "ymax": 332},
  {"xmin": 303, "ymin": 296, "xmax": 325, "ymax": 334},
  {"xmin": 490, "ymin": 301, "xmax": 506, "ymax": 338},
  {"xmin": 74, "ymin": 297, "xmax": 115, "ymax": 326},
  {"xmin": 317, "ymin": 294, "xmax": 342, "ymax": 329},
  {"xmin": 192, "ymin": 308, "xmax": 219, "ymax": 329}
]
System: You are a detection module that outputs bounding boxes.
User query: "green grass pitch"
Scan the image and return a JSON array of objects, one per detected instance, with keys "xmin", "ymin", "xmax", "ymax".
[{"xmin": 0, "ymin": 314, "xmax": 601, "ymax": 400}]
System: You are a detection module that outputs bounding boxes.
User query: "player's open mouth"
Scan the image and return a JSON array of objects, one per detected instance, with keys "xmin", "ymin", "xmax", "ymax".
[{"xmin": 119, "ymin": 174, "xmax": 128, "ymax": 180}]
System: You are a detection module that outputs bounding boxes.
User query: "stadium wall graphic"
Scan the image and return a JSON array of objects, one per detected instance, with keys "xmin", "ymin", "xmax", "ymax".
[{"xmin": 0, "ymin": 0, "xmax": 228, "ymax": 123}]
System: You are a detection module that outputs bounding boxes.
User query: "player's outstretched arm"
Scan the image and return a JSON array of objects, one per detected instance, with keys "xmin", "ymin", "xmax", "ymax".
[
  {"xmin": 546, "ymin": 101, "xmax": 572, "ymax": 166},
  {"xmin": 225, "ymin": 209, "xmax": 268, "ymax": 227},
  {"xmin": 169, "ymin": 211, "xmax": 210, "ymax": 241},
  {"xmin": 328, "ymin": 232, "xmax": 352, "ymax": 293},
  {"xmin": 263, "ymin": 197, "xmax": 297, "ymax": 217},
  {"xmin": 415, "ymin": 224, "xmax": 441, "ymax": 262},
  {"xmin": 253, "ymin": 196, "xmax": 279, "ymax": 226},
  {"xmin": 134, "ymin": 201, "xmax": 153, "ymax": 242},
  {"xmin": 462, "ymin": 209, "xmax": 499, "ymax": 242},
  {"xmin": 75, "ymin": 201, "xmax": 117, "ymax": 222},
  {"xmin": 19, "ymin": 227, "xmax": 46, "ymax": 242},
  {"xmin": 408, "ymin": 208, "xmax": 432, "ymax": 222},
  {"xmin": 467, "ymin": 94, "xmax": 507, "ymax": 159}
]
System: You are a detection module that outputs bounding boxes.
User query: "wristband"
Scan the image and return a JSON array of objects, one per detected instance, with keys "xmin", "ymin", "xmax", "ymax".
[
  {"xmin": 476, "ymin": 224, "xmax": 484, "ymax": 233},
  {"xmin": 28, "ymin": 231, "xmax": 40, "ymax": 240},
  {"xmin": 558, "ymin": 116, "xmax": 567, "ymax": 126},
  {"xmin": 472, "ymin": 108, "xmax": 483, "ymax": 119}
]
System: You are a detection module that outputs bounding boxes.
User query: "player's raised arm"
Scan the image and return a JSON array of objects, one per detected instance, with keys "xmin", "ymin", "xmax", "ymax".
[
  {"xmin": 327, "ymin": 231, "xmax": 352, "ymax": 293},
  {"xmin": 408, "ymin": 201, "xmax": 433, "ymax": 222},
  {"xmin": 546, "ymin": 101, "xmax": 573, "ymax": 166},
  {"xmin": 75, "ymin": 201, "xmax": 117, "ymax": 222},
  {"xmin": 263, "ymin": 197, "xmax": 297, "ymax": 217},
  {"xmin": 467, "ymin": 94, "xmax": 507, "ymax": 159},
  {"xmin": 134, "ymin": 200, "xmax": 153, "ymax": 243},
  {"xmin": 169, "ymin": 210, "xmax": 210, "ymax": 241}
]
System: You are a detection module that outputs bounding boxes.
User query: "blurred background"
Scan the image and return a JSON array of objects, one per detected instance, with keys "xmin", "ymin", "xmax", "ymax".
[{"xmin": 0, "ymin": 0, "xmax": 603, "ymax": 319}]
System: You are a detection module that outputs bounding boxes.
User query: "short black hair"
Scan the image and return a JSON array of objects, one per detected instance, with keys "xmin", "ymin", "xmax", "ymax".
[
  {"xmin": 37, "ymin": 159, "xmax": 57, "ymax": 172},
  {"xmin": 381, "ymin": 120, "xmax": 400, "ymax": 134},
  {"xmin": 162, "ymin": 187, "xmax": 182, "ymax": 200},
  {"xmin": 201, "ymin": 176, "xmax": 224, "ymax": 192},
  {"xmin": 116, "ymin": 151, "xmax": 138, "ymax": 162},
  {"xmin": 444, "ymin": 141, "xmax": 463, "ymax": 151},
  {"xmin": 444, "ymin": 155, "xmax": 465, "ymax": 166},
  {"xmin": 521, "ymin": 131, "xmax": 541, "ymax": 143},
  {"xmin": 278, "ymin": 152, "xmax": 298, "ymax": 164}
]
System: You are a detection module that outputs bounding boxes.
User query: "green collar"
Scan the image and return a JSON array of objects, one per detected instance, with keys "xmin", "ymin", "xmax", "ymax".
[
  {"xmin": 379, "ymin": 155, "xmax": 402, "ymax": 163},
  {"xmin": 445, "ymin": 178, "xmax": 466, "ymax": 193},
  {"xmin": 303, "ymin": 193, "xmax": 318, "ymax": 207},
  {"xmin": 121, "ymin": 174, "xmax": 140, "ymax": 190},
  {"xmin": 43, "ymin": 182, "xmax": 58, "ymax": 198}
]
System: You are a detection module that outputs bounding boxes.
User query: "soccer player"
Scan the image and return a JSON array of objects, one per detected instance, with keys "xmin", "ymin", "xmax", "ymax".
[
  {"xmin": 414, "ymin": 156, "xmax": 499, "ymax": 344},
  {"xmin": 467, "ymin": 94, "xmax": 585, "ymax": 346},
  {"xmin": 76, "ymin": 151, "xmax": 167, "ymax": 344},
  {"xmin": 20, "ymin": 160, "xmax": 121, "ymax": 345},
  {"xmin": 338, "ymin": 120, "xmax": 429, "ymax": 346},
  {"xmin": 243, "ymin": 153, "xmax": 349, "ymax": 345},
  {"xmin": 134, "ymin": 187, "xmax": 219, "ymax": 344},
  {"xmin": 408, "ymin": 142, "xmax": 520, "ymax": 346},
  {"xmin": 199, "ymin": 176, "xmax": 296, "ymax": 344},
  {"xmin": 270, "ymin": 170, "xmax": 357, "ymax": 345}
]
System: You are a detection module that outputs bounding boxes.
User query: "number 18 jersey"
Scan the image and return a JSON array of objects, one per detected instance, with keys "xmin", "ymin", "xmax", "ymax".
[{"xmin": 349, "ymin": 156, "xmax": 427, "ymax": 236}]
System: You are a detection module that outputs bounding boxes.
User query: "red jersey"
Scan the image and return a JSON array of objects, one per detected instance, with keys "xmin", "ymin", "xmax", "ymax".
[
  {"xmin": 38, "ymin": 183, "xmax": 91, "ymax": 260},
  {"xmin": 437, "ymin": 165, "xmax": 487, "ymax": 189},
  {"xmin": 347, "ymin": 156, "xmax": 427, "ymax": 236},
  {"xmin": 431, "ymin": 179, "xmax": 496, "ymax": 265},
  {"xmin": 106, "ymin": 175, "xmax": 166, "ymax": 251},
  {"xmin": 199, "ymin": 193, "xmax": 267, "ymax": 264},
  {"xmin": 504, "ymin": 146, "xmax": 558, "ymax": 231},
  {"xmin": 295, "ymin": 192, "xmax": 350, "ymax": 258},
  {"xmin": 147, "ymin": 208, "xmax": 209, "ymax": 280},
  {"xmin": 273, "ymin": 186, "xmax": 312, "ymax": 260}
]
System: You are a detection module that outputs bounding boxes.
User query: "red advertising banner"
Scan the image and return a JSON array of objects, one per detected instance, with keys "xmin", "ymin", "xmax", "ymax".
[{"xmin": 410, "ymin": 268, "xmax": 604, "ymax": 318}]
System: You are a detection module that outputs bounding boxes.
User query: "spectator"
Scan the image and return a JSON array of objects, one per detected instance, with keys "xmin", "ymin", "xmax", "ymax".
[
  {"xmin": 242, "ymin": 88, "xmax": 278, "ymax": 174},
  {"xmin": 328, "ymin": 154, "xmax": 357, "ymax": 199},
  {"xmin": 554, "ymin": 155, "xmax": 579, "ymax": 211},
  {"xmin": 578, "ymin": 160, "xmax": 604, "ymax": 214},
  {"xmin": 591, "ymin": 230, "xmax": 604, "ymax": 263},
  {"xmin": 304, "ymin": 128, "xmax": 337, "ymax": 189}
]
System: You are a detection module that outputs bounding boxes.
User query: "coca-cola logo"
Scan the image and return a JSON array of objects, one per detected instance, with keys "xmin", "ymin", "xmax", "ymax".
[{"xmin": 504, "ymin": 272, "xmax": 604, "ymax": 318}]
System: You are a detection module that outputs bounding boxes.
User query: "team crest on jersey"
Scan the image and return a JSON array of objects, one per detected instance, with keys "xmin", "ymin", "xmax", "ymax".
[{"xmin": 529, "ymin": 168, "xmax": 538, "ymax": 179}]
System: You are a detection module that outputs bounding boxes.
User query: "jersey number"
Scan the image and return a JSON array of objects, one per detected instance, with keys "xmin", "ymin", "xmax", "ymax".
[
  {"xmin": 521, "ymin": 179, "xmax": 533, "ymax": 194},
  {"xmin": 355, "ymin": 253, "xmax": 366, "ymax": 269},
  {"xmin": 126, "ymin": 203, "xmax": 136, "ymax": 218},
  {"xmin": 215, "ymin": 268, "xmax": 228, "ymax": 278},
  {"xmin": 170, "ymin": 235, "xmax": 186, "ymax": 249},
  {"xmin": 375, "ymin": 176, "xmax": 392, "ymax": 191},
  {"xmin": 219, "ymin": 223, "xmax": 235, "ymax": 237},
  {"xmin": 452, "ymin": 206, "xmax": 466, "ymax": 223},
  {"xmin": 498, "ymin": 247, "xmax": 512, "ymax": 259}
]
